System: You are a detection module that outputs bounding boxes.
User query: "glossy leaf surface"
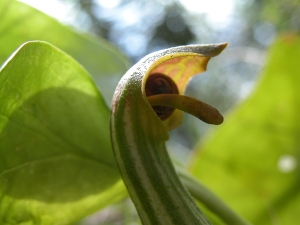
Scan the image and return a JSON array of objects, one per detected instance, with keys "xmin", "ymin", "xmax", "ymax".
[
  {"xmin": 189, "ymin": 34, "xmax": 300, "ymax": 224},
  {"xmin": 0, "ymin": 42, "xmax": 126, "ymax": 225},
  {"xmin": 0, "ymin": 0, "xmax": 130, "ymax": 104}
]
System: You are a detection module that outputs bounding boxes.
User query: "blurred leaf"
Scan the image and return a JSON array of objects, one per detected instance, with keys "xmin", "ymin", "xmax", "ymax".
[
  {"xmin": 0, "ymin": 41, "xmax": 126, "ymax": 225},
  {"xmin": 189, "ymin": 34, "xmax": 300, "ymax": 225},
  {"xmin": 0, "ymin": 0, "xmax": 131, "ymax": 104}
]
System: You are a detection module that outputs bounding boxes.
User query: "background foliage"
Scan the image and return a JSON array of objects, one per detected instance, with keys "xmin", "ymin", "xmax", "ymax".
[{"xmin": 190, "ymin": 35, "xmax": 300, "ymax": 225}]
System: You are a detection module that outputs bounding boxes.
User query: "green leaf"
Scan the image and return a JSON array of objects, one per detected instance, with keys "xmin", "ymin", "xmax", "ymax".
[
  {"xmin": 0, "ymin": 41, "xmax": 126, "ymax": 225},
  {"xmin": 189, "ymin": 34, "xmax": 300, "ymax": 224},
  {"xmin": 0, "ymin": 0, "xmax": 130, "ymax": 104}
]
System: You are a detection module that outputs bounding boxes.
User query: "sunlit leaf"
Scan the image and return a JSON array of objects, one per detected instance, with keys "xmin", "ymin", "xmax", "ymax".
[
  {"xmin": 0, "ymin": 0, "xmax": 130, "ymax": 104},
  {"xmin": 189, "ymin": 34, "xmax": 300, "ymax": 225},
  {"xmin": 0, "ymin": 41, "xmax": 126, "ymax": 225}
]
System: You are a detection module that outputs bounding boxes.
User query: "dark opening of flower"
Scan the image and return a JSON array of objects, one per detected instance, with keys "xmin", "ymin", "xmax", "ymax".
[
  {"xmin": 146, "ymin": 74, "xmax": 223, "ymax": 125},
  {"xmin": 145, "ymin": 73, "xmax": 179, "ymax": 120}
]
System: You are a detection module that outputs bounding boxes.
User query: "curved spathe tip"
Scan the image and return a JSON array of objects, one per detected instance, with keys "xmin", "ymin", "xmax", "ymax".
[{"xmin": 142, "ymin": 43, "xmax": 228, "ymax": 130}]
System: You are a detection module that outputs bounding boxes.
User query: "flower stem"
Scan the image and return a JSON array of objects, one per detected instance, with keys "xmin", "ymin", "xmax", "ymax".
[{"xmin": 177, "ymin": 168, "xmax": 253, "ymax": 225}]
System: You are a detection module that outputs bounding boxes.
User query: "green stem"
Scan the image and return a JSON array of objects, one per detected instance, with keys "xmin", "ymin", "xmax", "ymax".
[
  {"xmin": 111, "ymin": 112, "xmax": 211, "ymax": 224},
  {"xmin": 177, "ymin": 168, "xmax": 253, "ymax": 225}
]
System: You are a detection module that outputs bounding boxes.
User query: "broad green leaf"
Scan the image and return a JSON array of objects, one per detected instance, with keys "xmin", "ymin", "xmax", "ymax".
[
  {"xmin": 189, "ymin": 34, "xmax": 300, "ymax": 224},
  {"xmin": 0, "ymin": 0, "xmax": 130, "ymax": 104},
  {"xmin": 0, "ymin": 41, "xmax": 126, "ymax": 225}
]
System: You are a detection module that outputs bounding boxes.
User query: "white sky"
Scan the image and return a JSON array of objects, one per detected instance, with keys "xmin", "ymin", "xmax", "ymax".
[
  {"xmin": 179, "ymin": 0, "xmax": 235, "ymax": 26},
  {"xmin": 20, "ymin": 0, "xmax": 235, "ymax": 28},
  {"xmin": 19, "ymin": 0, "xmax": 76, "ymax": 24}
]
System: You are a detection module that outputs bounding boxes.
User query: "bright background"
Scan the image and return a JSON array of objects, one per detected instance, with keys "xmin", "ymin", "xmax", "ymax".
[{"xmin": 19, "ymin": 0, "xmax": 283, "ymax": 149}]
